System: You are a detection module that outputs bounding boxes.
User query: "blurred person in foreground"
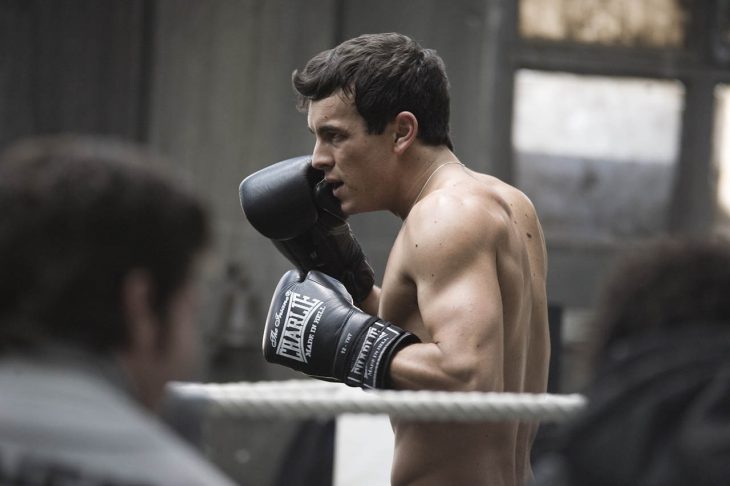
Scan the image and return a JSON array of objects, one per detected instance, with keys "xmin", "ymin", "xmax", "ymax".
[
  {"xmin": 532, "ymin": 238, "xmax": 730, "ymax": 486},
  {"xmin": 0, "ymin": 136, "xmax": 235, "ymax": 485}
]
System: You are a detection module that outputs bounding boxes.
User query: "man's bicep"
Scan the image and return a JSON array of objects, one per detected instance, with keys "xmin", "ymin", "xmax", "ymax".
[
  {"xmin": 414, "ymin": 248, "xmax": 505, "ymax": 391},
  {"xmin": 400, "ymin": 197, "xmax": 505, "ymax": 384},
  {"xmin": 388, "ymin": 197, "xmax": 510, "ymax": 391}
]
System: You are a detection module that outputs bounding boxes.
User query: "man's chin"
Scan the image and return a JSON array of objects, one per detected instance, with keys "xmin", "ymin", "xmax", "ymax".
[
  {"xmin": 339, "ymin": 201, "xmax": 354, "ymax": 216},
  {"xmin": 341, "ymin": 204, "xmax": 364, "ymax": 217}
]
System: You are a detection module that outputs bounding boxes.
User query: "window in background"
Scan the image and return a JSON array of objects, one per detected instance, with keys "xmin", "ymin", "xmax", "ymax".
[
  {"xmin": 513, "ymin": 69, "xmax": 684, "ymax": 242},
  {"xmin": 519, "ymin": 0, "xmax": 689, "ymax": 48}
]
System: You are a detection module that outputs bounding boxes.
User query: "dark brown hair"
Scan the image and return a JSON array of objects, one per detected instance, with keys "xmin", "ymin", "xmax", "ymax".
[
  {"xmin": 0, "ymin": 135, "xmax": 209, "ymax": 354},
  {"xmin": 293, "ymin": 32, "xmax": 454, "ymax": 150}
]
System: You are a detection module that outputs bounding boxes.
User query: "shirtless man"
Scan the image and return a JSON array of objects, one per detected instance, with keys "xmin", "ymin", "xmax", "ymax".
[{"xmin": 241, "ymin": 32, "xmax": 550, "ymax": 486}]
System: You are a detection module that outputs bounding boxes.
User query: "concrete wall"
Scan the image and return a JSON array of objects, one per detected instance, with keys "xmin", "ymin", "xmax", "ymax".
[
  {"xmin": 0, "ymin": 0, "xmax": 148, "ymax": 146},
  {"xmin": 147, "ymin": 1, "xmax": 338, "ymax": 377}
]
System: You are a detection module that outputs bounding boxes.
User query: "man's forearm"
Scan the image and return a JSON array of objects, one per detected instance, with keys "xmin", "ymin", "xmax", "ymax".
[{"xmin": 388, "ymin": 342, "xmax": 492, "ymax": 392}]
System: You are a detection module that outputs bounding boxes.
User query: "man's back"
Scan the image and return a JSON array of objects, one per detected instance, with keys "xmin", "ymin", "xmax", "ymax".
[{"xmin": 380, "ymin": 166, "xmax": 550, "ymax": 486}]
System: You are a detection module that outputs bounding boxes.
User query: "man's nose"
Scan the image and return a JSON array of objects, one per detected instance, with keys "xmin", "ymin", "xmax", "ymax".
[{"xmin": 311, "ymin": 142, "xmax": 334, "ymax": 171}]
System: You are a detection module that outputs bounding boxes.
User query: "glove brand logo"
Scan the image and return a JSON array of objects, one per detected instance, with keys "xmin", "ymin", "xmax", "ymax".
[
  {"xmin": 276, "ymin": 291, "xmax": 323, "ymax": 363},
  {"xmin": 270, "ymin": 291, "xmax": 291, "ymax": 350}
]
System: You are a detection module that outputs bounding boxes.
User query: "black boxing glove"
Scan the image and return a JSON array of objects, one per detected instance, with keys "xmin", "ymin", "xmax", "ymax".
[
  {"xmin": 263, "ymin": 270, "xmax": 419, "ymax": 389},
  {"xmin": 239, "ymin": 156, "xmax": 375, "ymax": 303}
]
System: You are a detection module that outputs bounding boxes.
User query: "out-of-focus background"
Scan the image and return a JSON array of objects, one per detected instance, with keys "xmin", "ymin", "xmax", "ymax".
[{"xmin": 3, "ymin": 0, "xmax": 730, "ymax": 484}]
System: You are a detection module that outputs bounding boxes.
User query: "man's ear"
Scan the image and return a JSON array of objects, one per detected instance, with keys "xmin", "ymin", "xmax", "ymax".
[
  {"xmin": 392, "ymin": 111, "xmax": 418, "ymax": 154},
  {"xmin": 122, "ymin": 269, "xmax": 158, "ymax": 356},
  {"xmin": 119, "ymin": 269, "xmax": 170, "ymax": 411}
]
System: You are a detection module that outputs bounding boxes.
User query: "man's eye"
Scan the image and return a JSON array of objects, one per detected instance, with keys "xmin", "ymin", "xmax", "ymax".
[{"xmin": 316, "ymin": 130, "xmax": 345, "ymax": 144}]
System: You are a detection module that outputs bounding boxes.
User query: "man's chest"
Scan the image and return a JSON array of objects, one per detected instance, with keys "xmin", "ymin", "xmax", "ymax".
[{"xmin": 377, "ymin": 236, "xmax": 429, "ymax": 339}]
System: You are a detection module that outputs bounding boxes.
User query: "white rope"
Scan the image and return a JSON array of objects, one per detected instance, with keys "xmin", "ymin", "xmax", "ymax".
[{"xmin": 169, "ymin": 380, "xmax": 587, "ymax": 422}]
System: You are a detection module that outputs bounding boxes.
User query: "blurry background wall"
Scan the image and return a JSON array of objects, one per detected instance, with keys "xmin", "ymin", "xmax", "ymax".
[{"xmin": 3, "ymin": 0, "xmax": 730, "ymax": 484}]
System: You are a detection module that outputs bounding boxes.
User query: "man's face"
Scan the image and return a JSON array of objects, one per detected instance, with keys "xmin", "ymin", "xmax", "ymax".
[{"xmin": 307, "ymin": 92, "xmax": 396, "ymax": 215}]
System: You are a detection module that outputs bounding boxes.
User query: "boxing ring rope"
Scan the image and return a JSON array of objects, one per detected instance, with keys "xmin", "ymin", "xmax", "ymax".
[{"xmin": 168, "ymin": 380, "xmax": 587, "ymax": 422}]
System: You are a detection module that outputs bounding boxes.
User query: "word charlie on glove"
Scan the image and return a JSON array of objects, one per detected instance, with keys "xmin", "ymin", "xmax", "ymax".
[{"xmin": 263, "ymin": 270, "xmax": 419, "ymax": 389}]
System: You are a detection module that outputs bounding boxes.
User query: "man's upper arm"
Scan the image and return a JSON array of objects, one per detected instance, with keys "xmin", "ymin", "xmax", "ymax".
[{"xmin": 393, "ymin": 195, "xmax": 508, "ymax": 391}]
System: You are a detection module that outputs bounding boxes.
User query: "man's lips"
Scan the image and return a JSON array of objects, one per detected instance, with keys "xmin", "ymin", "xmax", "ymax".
[{"xmin": 325, "ymin": 178, "xmax": 344, "ymax": 193}]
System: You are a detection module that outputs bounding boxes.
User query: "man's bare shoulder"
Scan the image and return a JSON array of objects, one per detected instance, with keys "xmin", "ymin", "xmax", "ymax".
[
  {"xmin": 402, "ymin": 174, "xmax": 512, "ymax": 258},
  {"xmin": 400, "ymin": 169, "xmax": 546, "ymax": 271},
  {"xmin": 405, "ymin": 171, "xmax": 533, "ymax": 237},
  {"xmin": 469, "ymin": 171, "xmax": 539, "ymax": 217}
]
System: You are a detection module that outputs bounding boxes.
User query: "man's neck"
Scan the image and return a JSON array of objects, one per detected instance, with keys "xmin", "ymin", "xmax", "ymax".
[{"xmin": 393, "ymin": 145, "xmax": 458, "ymax": 220}]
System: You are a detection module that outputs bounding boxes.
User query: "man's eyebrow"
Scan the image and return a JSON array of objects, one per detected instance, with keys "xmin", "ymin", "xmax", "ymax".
[{"xmin": 311, "ymin": 124, "xmax": 343, "ymax": 136}]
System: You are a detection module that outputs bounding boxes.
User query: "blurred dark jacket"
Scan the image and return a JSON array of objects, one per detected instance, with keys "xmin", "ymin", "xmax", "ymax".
[{"xmin": 532, "ymin": 324, "xmax": 730, "ymax": 486}]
